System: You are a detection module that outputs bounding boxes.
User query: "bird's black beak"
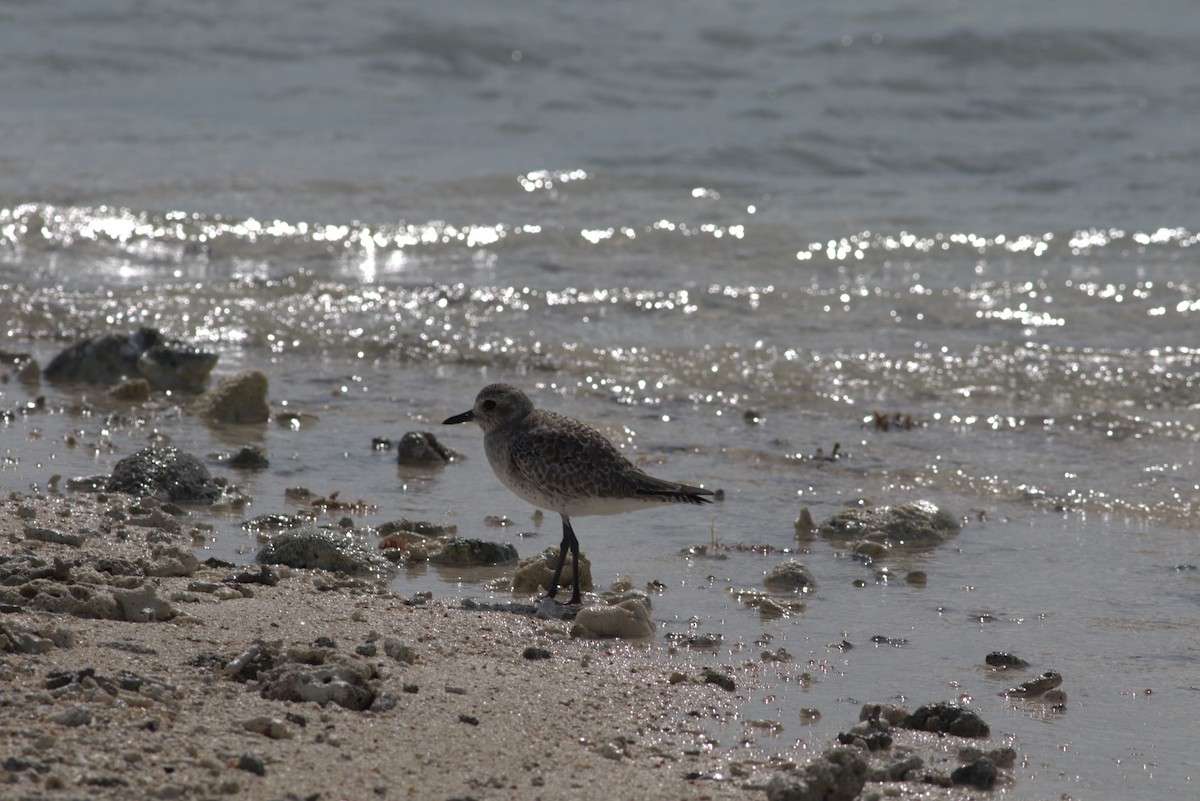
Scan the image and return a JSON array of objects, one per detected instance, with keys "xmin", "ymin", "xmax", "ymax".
[{"xmin": 443, "ymin": 409, "xmax": 474, "ymax": 425}]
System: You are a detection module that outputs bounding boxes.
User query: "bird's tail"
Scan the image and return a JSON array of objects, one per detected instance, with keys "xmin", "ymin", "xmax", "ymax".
[{"xmin": 635, "ymin": 478, "xmax": 715, "ymax": 505}]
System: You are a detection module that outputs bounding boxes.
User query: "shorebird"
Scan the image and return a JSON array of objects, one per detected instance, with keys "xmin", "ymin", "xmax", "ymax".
[{"xmin": 443, "ymin": 383, "xmax": 714, "ymax": 605}]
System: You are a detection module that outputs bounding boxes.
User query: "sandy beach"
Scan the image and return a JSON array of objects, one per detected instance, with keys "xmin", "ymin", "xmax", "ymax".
[{"xmin": 0, "ymin": 489, "xmax": 1023, "ymax": 801}]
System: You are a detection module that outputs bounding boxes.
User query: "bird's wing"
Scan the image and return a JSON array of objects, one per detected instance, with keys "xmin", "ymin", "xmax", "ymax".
[{"xmin": 508, "ymin": 414, "xmax": 712, "ymax": 504}]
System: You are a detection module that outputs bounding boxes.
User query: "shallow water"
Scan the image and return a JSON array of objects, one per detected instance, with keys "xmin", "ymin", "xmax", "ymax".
[{"xmin": 3, "ymin": 0, "xmax": 1199, "ymax": 797}]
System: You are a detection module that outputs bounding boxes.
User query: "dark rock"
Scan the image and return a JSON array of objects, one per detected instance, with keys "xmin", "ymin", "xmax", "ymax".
[
  {"xmin": 232, "ymin": 566, "xmax": 279, "ymax": 586},
  {"xmin": 241, "ymin": 514, "xmax": 307, "ymax": 533},
  {"xmin": 235, "ymin": 752, "xmax": 267, "ymax": 776},
  {"xmin": 429, "ymin": 538, "xmax": 519, "ymax": 566},
  {"xmin": 43, "ymin": 327, "xmax": 216, "ymax": 390},
  {"xmin": 836, "ymin": 729, "xmax": 892, "ymax": 750},
  {"xmin": 902, "ymin": 702, "xmax": 990, "ymax": 738},
  {"xmin": 108, "ymin": 378, "xmax": 151, "ymax": 402},
  {"xmin": 395, "ymin": 431, "xmax": 462, "ymax": 466},
  {"xmin": 377, "ymin": 519, "xmax": 455, "ymax": 537},
  {"xmin": 985, "ymin": 651, "xmax": 1030, "ymax": 669},
  {"xmin": 106, "ymin": 446, "xmax": 222, "ymax": 503},
  {"xmin": 228, "ymin": 446, "xmax": 270, "ymax": 470},
  {"xmin": 702, "ymin": 667, "xmax": 736, "ymax": 692},
  {"xmin": 951, "ymin": 757, "xmax": 998, "ymax": 789},
  {"xmin": 1003, "ymin": 669, "xmax": 1063, "ymax": 698}
]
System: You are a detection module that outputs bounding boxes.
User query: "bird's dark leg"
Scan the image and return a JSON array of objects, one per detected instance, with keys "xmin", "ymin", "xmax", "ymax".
[
  {"xmin": 565, "ymin": 517, "xmax": 582, "ymax": 605},
  {"xmin": 547, "ymin": 514, "xmax": 582, "ymax": 605},
  {"xmin": 547, "ymin": 515, "xmax": 569, "ymax": 600}
]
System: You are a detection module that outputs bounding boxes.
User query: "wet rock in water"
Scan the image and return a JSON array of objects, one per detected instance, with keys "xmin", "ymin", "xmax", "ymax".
[
  {"xmin": 242, "ymin": 513, "xmax": 307, "ymax": 533},
  {"xmin": 763, "ymin": 558, "xmax": 817, "ymax": 592},
  {"xmin": 985, "ymin": 651, "xmax": 1030, "ymax": 669},
  {"xmin": 951, "ymin": 757, "xmax": 999, "ymax": 789},
  {"xmin": 0, "ymin": 349, "xmax": 39, "ymax": 385},
  {"xmin": 256, "ymin": 525, "xmax": 397, "ymax": 578},
  {"xmin": 794, "ymin": 508, "xmax": 818, "ymax": 539},
  {"xmin": 1003, "ymin": 669, "xmax": 1062, "ymax": 698},
  {"xmin": 429, "ymin": 538, "xmax": 518, "ymax": 566},
  {"xmin": 701, "ymin": 667, "xmax": 736, "ymax": 692},
  {"xmin": 193, "ymin": 370, "xmax": 270, "ymax": 424},
  {"xmin": 43, "ymin": 327, "xmax": 218, "ymax": 390},
  {"xmin": 665, "ymin": 631, "xmax": 723, "ymax": 649},
  {"xmin": 838, "ymin": 706, "xmax": 895, "ymax": 750},
  {"xmin": 394, "ymin": 431, "xmax": 462, "ymax": 465},
  {"xmin": 228, "ymin": 446, "xmax": 270, "ymax": 470},
  {"xmin": 377, "ymin": 518, "xmax": 455, "ymax": 538},
  {"xmin": 902, "ymin": 702, "xmax": 990, "ymax": 737},
  {"xmin": 512, "ymin": 546, "xmax": 593, "ymax": 596},
  {"xmin": 817, "ymin": 500, "xmax": 960, "ymax": 548},
  {"xmin": 1042, "ymin": 688, "xmax": 1068, "ymax": 706},
  {"xmin": 960, "ymin": 745, "xmax": 1017, "ymax": 770},
  {"xmin": 730, "ymin": 588, "xmax": 804, "ymax": 619},
  {"xmin": 106, "ymin": 446, "xmax": 222, "ymax": 503},
  {"xmin": 572, "ymin": 598, "xmax": 654, "ymax": 639},
  {"xmin": 859, "ymin": 703, "xmax": 907, "ymax": 727},
  {"xmin": 108, "ymin": 377, "xmax": 151, "ymax": 402},
  {"xmin": 765, "ymin": 745, "xmax": 868, "ymax": 801}
]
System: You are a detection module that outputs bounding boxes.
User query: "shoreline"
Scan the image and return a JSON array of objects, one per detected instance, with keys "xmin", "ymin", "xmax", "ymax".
[{"xmin": 2, "ymin": 490, "xmax": 1014, "ymax": 800}]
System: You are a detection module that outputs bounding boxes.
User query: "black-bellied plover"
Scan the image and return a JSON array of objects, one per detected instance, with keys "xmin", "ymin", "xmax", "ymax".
[{"xmin": 443, "ymin": 383, "xmax": 713, "ymax": 605}]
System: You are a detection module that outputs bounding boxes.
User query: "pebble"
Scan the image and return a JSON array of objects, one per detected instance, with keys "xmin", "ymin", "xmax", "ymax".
[
  {"xmin": 383, "ymin": 639, "xmax": 418, "ymax": 664},
  {"xmin": 242, "ymin": 716, "xmax": 294, "ymax": 740},
  {"xmin": 235, "ymin": 752, "xmax": 267, "ymax": 776},
  {"xmin": 50, "ymin": 706, "xmax": 94, "ymax": 727}
]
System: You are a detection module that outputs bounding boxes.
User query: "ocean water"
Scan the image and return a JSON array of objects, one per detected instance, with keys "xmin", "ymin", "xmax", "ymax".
[{"xmin": 2, "ymin": 0, "xmax": 1198, "ymax": 798}]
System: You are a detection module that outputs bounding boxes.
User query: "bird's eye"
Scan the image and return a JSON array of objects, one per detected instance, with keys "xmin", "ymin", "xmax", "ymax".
[{"xmin": 482, "ymin": 399, "xmax": 497, "ymax": 411}]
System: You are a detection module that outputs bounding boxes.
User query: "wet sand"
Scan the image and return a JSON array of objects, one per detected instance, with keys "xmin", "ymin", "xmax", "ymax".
[{"xmin": 1, "ymin": 491, "xmax": 1012, "ymax": 800}]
